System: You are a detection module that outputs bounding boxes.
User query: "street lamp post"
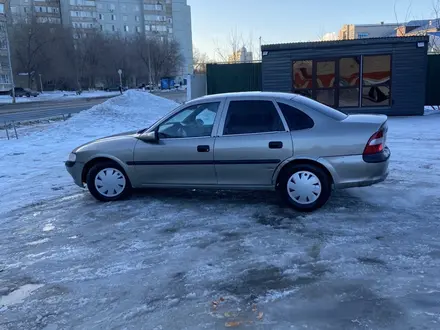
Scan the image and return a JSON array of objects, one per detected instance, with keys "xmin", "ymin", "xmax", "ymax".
[
  {"xmin": 118, "ymin": 69, "xmax": 123, "ymax": 87},
  {"xmin": 4, "ymin": 21, "xmax": 15, "ymax": 104},
  {"xmin": 39, "ymin": 74, "xmax": 43, "ymax": 93}
]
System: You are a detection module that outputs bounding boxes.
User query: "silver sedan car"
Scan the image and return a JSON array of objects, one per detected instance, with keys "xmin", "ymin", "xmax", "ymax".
[{"xmin": 65, "ymin": 92, "xmax": 390, "ymax": 211}]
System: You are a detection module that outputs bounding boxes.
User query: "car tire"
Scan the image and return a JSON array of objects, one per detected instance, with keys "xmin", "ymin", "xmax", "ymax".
[
  {"xmin": 26, "ymin": 93, "xmax": 30, "ymax": 97},
  {"xmin": 278, "ymin": 164, "xmax": 331, "ymax": 212},
  {"xmin": 86, "ymin": 161, "xmax": 132, "ymax": 202}
]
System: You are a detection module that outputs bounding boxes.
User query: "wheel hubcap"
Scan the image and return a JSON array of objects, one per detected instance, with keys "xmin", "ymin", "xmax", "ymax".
[
  {"xmin": 94, "ymin": 168, "xmax": 126, "ymax": 198},
  {"xmin": 287, "ymin": 171, "xmax": 322, "ymax": 205}
]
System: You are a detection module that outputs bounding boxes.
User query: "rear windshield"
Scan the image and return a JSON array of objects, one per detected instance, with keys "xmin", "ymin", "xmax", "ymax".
[{"xmin": 291, "ymin": 94, "xmax": 348, "ymax": 121}]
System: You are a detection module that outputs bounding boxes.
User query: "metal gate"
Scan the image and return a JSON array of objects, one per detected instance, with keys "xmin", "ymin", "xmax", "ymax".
[
  {"xmin": 206, "ymin": 62, "xmax": 262, "ymax": 95},
  {"xmin": 426, "ymin": 55, "xmax": 440, "ymax": 105}
]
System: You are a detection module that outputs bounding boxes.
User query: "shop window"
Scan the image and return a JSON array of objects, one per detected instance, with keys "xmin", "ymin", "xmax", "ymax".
[
  {"xmin": 293, "ymin": 60, "xmax": 313, "ymax": 90},
  {"xmin": 339, "ymin": 57, "xmax": 360, "ymax": 107},
  {"xmin": 292, "ymin": 55, "xmax": 391, "ymax": 108},
  {"xmin": 362, "ymin": 55, "xmax": 391, "ymax": 107},
  {"xmin": 315, "ymin": 61, "xmax": 336, "ymax": 106}
]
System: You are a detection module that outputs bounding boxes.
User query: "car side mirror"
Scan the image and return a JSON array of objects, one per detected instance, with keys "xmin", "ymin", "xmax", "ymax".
[{"xmin": 138, "ymin": 130, "xmax": 158, "ymax": 143}]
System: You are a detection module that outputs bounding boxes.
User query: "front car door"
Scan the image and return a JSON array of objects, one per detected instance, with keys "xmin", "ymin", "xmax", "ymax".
[
  {"xmin": 133, "ymin": 101, "xmax": 224, "ymax": 186},
  {"xmin": 214, "ymin": 97, "xmax": 294, "ymax": 187}
]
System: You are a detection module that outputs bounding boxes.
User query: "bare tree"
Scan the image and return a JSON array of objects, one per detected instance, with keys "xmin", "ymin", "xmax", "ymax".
[
  {"xmin": 9, "ymin": 18, "xmax": 62, "ymax": 88},
  {"xmin": 135, "ymin": 36, "xmax": 183, "ymax": 85},
  {"xmin": 193, "ymin": 45, "xmax": 209, "ymax": 73},
  {"xmin": 213, "ymin": 28, "xmax": 244, "ymax": 62}
]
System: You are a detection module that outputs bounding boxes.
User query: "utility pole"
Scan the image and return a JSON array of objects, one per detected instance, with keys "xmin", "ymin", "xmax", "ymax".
[
  {"xmin": 4, "ymin": 21, "xmax": 16, "ymax": 104},
  {"xmin": 259, "ymin": 36, "xmax": 262, "ymax": 61}
]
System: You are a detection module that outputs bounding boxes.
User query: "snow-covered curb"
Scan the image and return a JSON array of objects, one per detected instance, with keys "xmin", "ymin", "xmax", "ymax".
[{"xmin": 0, "ymin": 90, "xmax": 120, "ymax": 104}]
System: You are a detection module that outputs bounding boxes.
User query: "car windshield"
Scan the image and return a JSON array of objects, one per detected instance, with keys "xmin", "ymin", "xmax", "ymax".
[{"xmin": 291, "ymin": 94, "xmax": 348, "ymax": 120}]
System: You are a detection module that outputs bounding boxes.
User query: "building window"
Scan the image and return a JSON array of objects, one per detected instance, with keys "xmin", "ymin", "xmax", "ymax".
[
  {"xmin": 357, "ymin": 32, "xmax": 369, "ymax": 39},
  {"xmin": 135, "ymin": 16, "xmax": 140, "ymax": 22},
  {"xmin": 362, "ymin": 55, "xmax": 391, "ymax": 107},
  {"xmin": 292, "ymin": 60, "xmax": 313, "ymax": 98},
  {"xmin": 99, "ymin": 14, "xmax": 103, "ymax": 20},
  {"xmin": 136, "ymin": 26, "xmax": 141, "ymax": 33},
  {"xmin": 339, "ymin": 57, "xmax": 360, "ymax": 107},
  {"xmin": 315, "ymin": 61, "xmax": 336, "ymax": 106},
  {"xmin": 292, "ymin": 54, "xmax": 391, "ymax": 108},
  {"xmin": 111, "ymin": 14, "xmax": 116, "ymax": 21},
  {"xmin": 124, "ymin": 25, "xmax": 129, "ymax": 32},
  {"xmin": 0, "ymin": 4, "xmax": 4, "ymax": 13},
  {"xmin": 123, "ymin": 15, "xmax": 127, "ymax": 22},
  {"xmin": 112, "ymin": 25, "xmax": 115, "ymax": 31}
]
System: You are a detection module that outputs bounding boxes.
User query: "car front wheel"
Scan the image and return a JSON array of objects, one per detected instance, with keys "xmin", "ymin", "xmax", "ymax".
[
  {"xmin": 278, "ymin": 164, "xmax": 331, "ymax": 212},
  {"xmin": 86, "ymin": 162, "xmax": 132, "ymax": 202}
]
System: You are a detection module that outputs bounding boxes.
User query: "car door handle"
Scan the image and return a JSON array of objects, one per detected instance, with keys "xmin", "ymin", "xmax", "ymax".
[
  {"xmin": 269, "ymin": 141, "xmax": 283, "ymax": 149},
  {"xmin": 197, "ymin": 145, "xmax": 210, "ymax": 152}
]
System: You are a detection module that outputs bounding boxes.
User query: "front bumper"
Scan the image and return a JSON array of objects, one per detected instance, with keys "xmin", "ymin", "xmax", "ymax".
[{"xmin": 65, "ymin": 161, "xmax": 85, "ymax": 188}]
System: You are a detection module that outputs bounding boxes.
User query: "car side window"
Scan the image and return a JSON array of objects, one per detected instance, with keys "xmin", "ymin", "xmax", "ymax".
[
  {"xmin": 277, "ymin": 102, "xmax": 314, "ymax": 131},
  {"xmin": 157, "ymin": 102, "xmax": 220, "ymax": 138},
  {"xmin": 223, "ymin": 100, "xmax": 284, "ymax": 135}
]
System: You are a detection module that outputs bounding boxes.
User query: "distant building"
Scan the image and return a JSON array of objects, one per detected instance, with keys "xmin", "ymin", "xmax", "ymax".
[
  {"xmin": 339, "ymin": 23, "xmax": 400, "ymax": 40},
  {"xmin": 228, "ymin": 46, "xmax": 253, "ymax": 63},
  {"xmin": 395, "ymin": 19, "xmax": 440, "ymax": 53},
  {"xmin": 0, "ymin": 0, "xmax": 12, "ymax": 92},
  {"xmin": 7, "ymin": 0, "xmax": 193, "ymax": 78}
]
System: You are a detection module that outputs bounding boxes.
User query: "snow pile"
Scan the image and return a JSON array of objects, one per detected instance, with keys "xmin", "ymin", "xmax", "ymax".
[
  {"xmin": 0, "ymin": 91, "xmax": 178, "ymax": 214},
  {"xmin": 424, "ymin": 105, "xmax": 440, "ymax": 116}
]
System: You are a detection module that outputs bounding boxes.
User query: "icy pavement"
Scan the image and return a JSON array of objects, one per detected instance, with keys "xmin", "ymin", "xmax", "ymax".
[
  {"xmin": 0, "ymin": 95, "xmax": 440, "ymax": 329},
  {"xmin": 0, "ymin": 90, "xmax": 120, "ymax": 104}
]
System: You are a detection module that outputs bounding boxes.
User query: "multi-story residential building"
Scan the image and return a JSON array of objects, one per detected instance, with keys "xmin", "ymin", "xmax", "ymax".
[
  {"xmin": 0, "ymin": 0, "xmax": 12, "ymax": 92},
  {"xmin": 338, "ymin": 22, "xmax": 400, "ymax": 40},
  {"xmin": 228, "ymin": 46, "xmax": 253, "ymax": 63},
  {"xmin": 7, "ymin": 0, "xmax": 193, "ymax": 77},
  {"xmin": 9, "ymin": 0, "xmax": 61, "ymax": 23}
]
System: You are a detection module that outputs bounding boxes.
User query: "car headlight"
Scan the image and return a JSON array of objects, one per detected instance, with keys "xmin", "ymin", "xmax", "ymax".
[{"xmin": 67, "ymin": 153, "xmax": 76, "ymax": 162}]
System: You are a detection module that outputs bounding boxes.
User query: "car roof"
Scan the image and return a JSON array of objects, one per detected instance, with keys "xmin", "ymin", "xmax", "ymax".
[{"xmin": 192, "ymin": 91, "xmax": 295, "ymax": 103}]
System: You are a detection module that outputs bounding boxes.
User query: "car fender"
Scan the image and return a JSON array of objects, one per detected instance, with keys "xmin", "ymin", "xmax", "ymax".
[
  {"xmin": 83, "ymin": 153, "xmax": 132, "ymax": 177},
  {"xmin": 271, "ymin": 156, "xmax": 339, "ymax": 186}
]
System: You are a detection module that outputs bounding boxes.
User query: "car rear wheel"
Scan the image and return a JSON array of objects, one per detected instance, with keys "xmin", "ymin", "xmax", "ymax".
[
  {"xmin": 86, "ymin": 161, "xmax": 131, "ymax": 202},
  {"xmin": 278, "ymin": 164, "xmax": 331, "ymax": 212}
]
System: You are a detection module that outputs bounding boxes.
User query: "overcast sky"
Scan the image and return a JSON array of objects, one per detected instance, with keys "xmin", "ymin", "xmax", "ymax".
[{"xmin": 187, "ymin": 0, "xmax": 436, "ymax": 60}]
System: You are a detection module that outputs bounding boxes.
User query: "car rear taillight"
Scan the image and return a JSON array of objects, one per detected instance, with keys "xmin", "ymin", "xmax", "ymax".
[{"xmin": 363, "ymin": 129, "xmax": 385, "ymax": 155}]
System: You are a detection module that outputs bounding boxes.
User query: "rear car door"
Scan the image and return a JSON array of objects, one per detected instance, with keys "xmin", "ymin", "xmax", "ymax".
[
  {"xmin": 133, "ymin": 101, "xmax": 223, "ymax": 186},
  {"xmin": 214, "ymin": 98, "xmax": 293, "ymax": 186}
]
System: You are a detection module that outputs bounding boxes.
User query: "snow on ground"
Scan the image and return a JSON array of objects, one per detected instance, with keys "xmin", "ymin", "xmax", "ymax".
[
  {"xmin": 0, "ymin": 90, "xmax": 120, "ymax": 104},
  {"xmin": 0, "ymin": 96, "xmax": 440, "ymax": 329},
  {"xmin": 0, "ymin": 90, "xmax": 178, "ymax": 213}
]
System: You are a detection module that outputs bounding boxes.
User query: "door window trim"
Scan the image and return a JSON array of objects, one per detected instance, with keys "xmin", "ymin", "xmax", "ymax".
[{"xmin": 217, "ymin": 98, "xmax": 289, "ymax": 137}]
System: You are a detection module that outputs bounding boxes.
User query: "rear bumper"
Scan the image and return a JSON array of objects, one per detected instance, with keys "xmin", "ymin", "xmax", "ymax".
[
  {"xmin": 65, "ymin": 161, "xmax": 85, "ymax": 188},
  {"xmin": 319, "ymin": 149, "xmax": 390, "ymax": 189}
]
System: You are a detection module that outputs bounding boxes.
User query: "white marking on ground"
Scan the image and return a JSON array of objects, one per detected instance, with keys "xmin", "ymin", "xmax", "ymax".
[
  {"xmin": 43, "ymin": 223, "xmax": 55, "ymax": 232},
  {"xmin": 0, "ymin": 284, "xmax": 44, "ymax": 307},
  {"xmin": 26, "ymin": 238, "xmax": 49, "ymax": 246}
]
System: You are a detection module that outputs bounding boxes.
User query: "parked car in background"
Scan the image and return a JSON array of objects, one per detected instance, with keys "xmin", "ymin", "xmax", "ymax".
[
  {"xmin": 65, "ymin": 92, "xmax": 390, "ymax": 212},
  {"xmin": 104, "ymin": 86, "xmax": 128, "ymax": 92},
  {"xmin": 11, "ymin": 87, "xmax": 39, "ymax": 97}
]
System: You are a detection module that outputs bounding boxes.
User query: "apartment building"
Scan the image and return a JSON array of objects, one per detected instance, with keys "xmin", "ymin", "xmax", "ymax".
[
  {"xmin": 8, "ymin": 0, "xmax": 193, "ymax": 77},
  {"xmin": 0, "ymin": 0, "xmax": 12, "ymax": 91},
  {"xmin": 339, "ymin": 23, "xmax": 400, "ymax": 40}
]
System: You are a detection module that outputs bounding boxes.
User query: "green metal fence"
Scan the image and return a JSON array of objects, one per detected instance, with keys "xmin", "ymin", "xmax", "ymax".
[
  {"xmin": 426, "ymin": 55, "xmax": 440, "ymax": 105},
  {"xmin": 206, "ymin": 62, "xmax": 262, "ymax": 95}
]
